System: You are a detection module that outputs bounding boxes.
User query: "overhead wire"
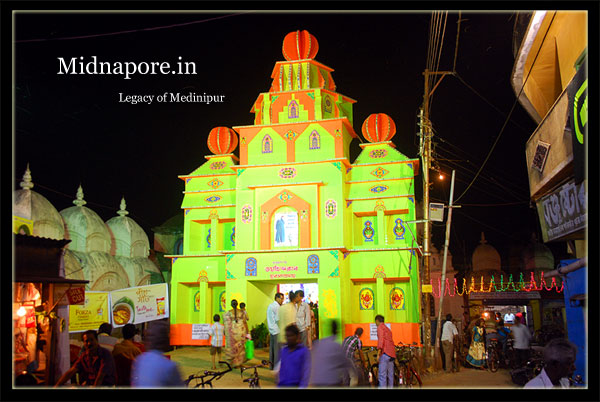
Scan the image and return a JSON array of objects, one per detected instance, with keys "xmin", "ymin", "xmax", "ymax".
[
  {"xmin": 453, "ymin": 12, "xmax": 557, "ymax": 203},
  {"xmin": 452, "ymin": 11, "xmax": 462, "ymax": 72}
]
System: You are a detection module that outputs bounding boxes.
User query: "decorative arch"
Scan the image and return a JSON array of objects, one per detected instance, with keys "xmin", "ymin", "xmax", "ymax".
[
  {"xmin": 309, "ymin": 130, "xmax": 321, "ymax": 149},
  {"xmin": 260, "ymin": 189, "xmax": 311, "ymax": 250},
  {"xmin": 288, "ymin": 100, "xmax": 299, "ymax": 119},
  {"xmin": 262, "ymin": 134, "xmax": 273, "ymax": 153}
]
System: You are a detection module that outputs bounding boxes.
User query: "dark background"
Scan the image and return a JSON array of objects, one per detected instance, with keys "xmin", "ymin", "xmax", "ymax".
[{"xmin": 13, "ymin": 10, "xmax": 571, "ymax": 271}]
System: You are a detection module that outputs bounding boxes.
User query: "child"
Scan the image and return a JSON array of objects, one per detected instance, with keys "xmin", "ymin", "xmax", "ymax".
[{"xmin": 208, "ymin": 314, "xmax": 224, "ymax": 370}]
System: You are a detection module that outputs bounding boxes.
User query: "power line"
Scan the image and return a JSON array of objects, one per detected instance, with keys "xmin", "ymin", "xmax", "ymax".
[
  {"xmin": 454, "ymin": 12, "xmax": 557, "ymax": 203},
  {"xmin": 452, "ymin": 11, "xmax": 462, "ymax": 72}
]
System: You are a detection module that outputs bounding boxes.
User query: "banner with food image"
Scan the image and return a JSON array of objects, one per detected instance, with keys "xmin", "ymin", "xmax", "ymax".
[
  {"xmin": 110, "ymin": 283, "xmax": 169, "ymax": 327},
  {"xmin": 69, "ymin": 292, "xmax": 110, "ymax": 333}
]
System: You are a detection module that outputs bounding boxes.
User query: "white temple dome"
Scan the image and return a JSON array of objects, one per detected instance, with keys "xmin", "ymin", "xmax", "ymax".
[
  {"xmin": 472, "ymin": 232, "xmax": 501, "ymax": 272},
  {"xmin": 106, "ymin": 198, "xmax": 150, "ymax": 258}
]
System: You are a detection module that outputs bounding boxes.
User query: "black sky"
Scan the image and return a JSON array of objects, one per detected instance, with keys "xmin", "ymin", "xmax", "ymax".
[{"xmin": 13, "ymin": 10, "xmax": 573, "ymax": 269}]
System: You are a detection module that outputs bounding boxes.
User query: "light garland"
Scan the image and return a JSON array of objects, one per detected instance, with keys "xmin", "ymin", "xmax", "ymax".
[{"xmin": 431, "ymin": 271, "xmax": 564, "ymax": 298}]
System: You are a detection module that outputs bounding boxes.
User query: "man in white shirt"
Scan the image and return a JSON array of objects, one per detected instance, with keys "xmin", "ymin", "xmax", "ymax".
[
  {"xmin": 267, "ymin": 292, "xmax": 284, "ymax": 369},
  {"xmin": 295, "ymin": 290, "xmax": 312, "ymax": 347},
  {"xmin": 525, "ymin": 338, "xmax": 577, "ymax": 388},
  {"xmin": 510, "ymin": 315, "xmax": 532, "ymax": 367},
  {"xmin": 441, "ymin": 314, "xmax": 458, "ymax": 373}
]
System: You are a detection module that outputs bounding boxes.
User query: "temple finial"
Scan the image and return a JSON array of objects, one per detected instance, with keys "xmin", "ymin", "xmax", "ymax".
[
  {"xmin": 20, "ymin": 163, "xmax": 34, "ymax": 190},
  {"xmin": 117, "ymin": 196, "xmax": 129, "ymax": 217},
  {"xmin": 73, "ymin": 184, "xmax": 87, "ymax": 206}
]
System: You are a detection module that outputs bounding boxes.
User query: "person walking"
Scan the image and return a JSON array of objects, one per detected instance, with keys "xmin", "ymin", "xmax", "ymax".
[
  {"xmin": 511, "ymin": 315, "xmax": 532, "ymax": 368},
  {"xmin": 278, "ymin": 291, "xmax": 298, "ymax": 346},
  {"xmin": 112, "ymin": 323, "xmax": 141, "ymax": 386},
  {"xmin": 239, "ymin": 302, "xmax": 249, "ymax": 334},
  {"xmin": 131, "ymin": 319, "xmax": 184, "ymax": 387},
  {"xmin": 267, "ymin": 292, "xmax": 284, "ymax": 369},
  {"xmin": 375, "ymin": 315, "xmax": 395, "ymax": 388},
  {"xmin": 441, "ymin": 314, "xmax": 459, "ymax": 373},
  {"xmin": 208, "ymin": 314, "xmax": 225, "ymax": 370},
  {"xmin": 466, "ymin": 319, "xmax": 486, "ymax": 369},
  {"xmin": 309, "ymin": 320, "xmax": 354, "ymax": 387},
  {"xmin": 295, "ymin": 290, "xmax": 312, "ymax": 348},
  {"xmin": 524, "ymin": 338, "xmax": 577, "ymax": 388},
  {"xmin": 277, "ymin": 324, "xmax": 311, "ymax": 388},
  {"xmin": 341, "ymin": 327, "xmax": 367, "ymax": 386},
  {"xmin": 224, "ymin": 299, "xmax": 248, "ymax": 368}
]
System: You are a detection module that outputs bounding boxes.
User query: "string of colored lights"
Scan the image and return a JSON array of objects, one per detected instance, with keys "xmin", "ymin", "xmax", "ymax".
[{"xmin": 430, "ymin": 271, "xmax": 564, "ymax": 298}]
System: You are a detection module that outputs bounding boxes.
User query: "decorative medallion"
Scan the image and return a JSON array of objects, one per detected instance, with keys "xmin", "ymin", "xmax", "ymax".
[
  {"xmin": 369, "ymin": 149, "xmax": 387, "ymax": 159},
  {"xmin": 393, "ymin": 218, "xmax": 405, "ymax": 240},
  {"xmin": 325, "ymin": 199, "xmax": 337, "ymax": 219},
  {"xmin": 359, "ymin": 288, "xmax": 375, "ymax": 310},
  {"xmin": 219, "ymin": 291, "xmax": 226, "ymax": 312},
  {"xmin": 370, "ymin": 185, "xmax": 389, "ymax": 194},
  {"xmin": 324, "ymin": 95, "xmax": 333, "ymax": 113},
  {"xmin": 207, "ymin": 178, "xmax": 223, "ymax": 189},
  {"xmin": 206, "ymin": 229, "xmax": 211, "ymax": 248},
  {"xmin": 309, "ymin": 130, "xmax": 321, "ymax": 150},
  {"xmin": 245, "ymin": 257, "xmax": 257, "ymax": 276},
  {"xmin": 231, "ymin": 226, "xmax": 235, "ymax": 247},
  {"xmin": 373, "ymin": 265, "xmax": 386, "ymax": 279},
  {"xmin": 288, "ymin": 100, "xmax": 299, "ymax": 119},
  {"xmin": 210, "ymin": 161, "xmax": 226, "ymax": 170},
  {"xmin": 308, "ymin": 254, "xmax": 320, "ymax": 274},
  {"xmin": 371, "ymin": 166, "xmax": 389, "ymax": 179},
  {"xmin": 279, "ymin": 167, "xmax": 297, "ymax": 179},
  {"xmin": 262, "ymin": 134, "xmax": 273, "ymax": 153},
  {"xmin": 278, "ymin": 191, "xmax": 293, "ymax": 203},
  {"xmin": 284, "ymin": 130, "xmax": 298, "ymax": 141},
  {"xmin": 300, "ymin": 209, "xmax": 308, "ymax": 221},
  {"xmin": 205, "ymin": 195, "xmax": 221, "ymax": 203},
  {"xmin": 328, "ymin": 267, "xmax": 340, "ymax": 278},
  {"xmin": 198, "ymin": 269, "xmax": 208, "ymax": 283},
  {"xmin": 241, "ymin": 205, "xmax": 253, "ymax": 223},
  {"xmin": 390, "ymin": 287, "xmax": 405, "ymax": 310},
  {"xmin": 194, "ymin": 291, "xmax": 201, "ymax": 312},
  {"xmin": 363, "ymin": 220, "xmax": 375, "ymax": 242},
  {"xmin": 374, "ymin": 200, "xmax": 386, "ymax": 212}
]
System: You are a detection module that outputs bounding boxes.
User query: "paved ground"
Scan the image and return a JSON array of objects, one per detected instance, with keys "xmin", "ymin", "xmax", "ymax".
[{"xmin": 167, "ymin": 345, "xmax": 518, "ymax": 389}]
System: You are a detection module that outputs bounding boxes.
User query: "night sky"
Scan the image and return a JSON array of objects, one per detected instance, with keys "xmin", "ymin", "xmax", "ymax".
[{"xmin": 13, "ymin": 10, "xmax": 571, "ymax": 270}]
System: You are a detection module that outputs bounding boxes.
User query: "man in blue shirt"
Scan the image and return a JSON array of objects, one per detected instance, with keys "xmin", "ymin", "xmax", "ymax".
[
  {"xmin": 267, "ymin": 292, "xmax": 284, "ymax": 369},
  {"xmin": 277, "ymin": 324, "xmax": 311, "ymax": 387}
]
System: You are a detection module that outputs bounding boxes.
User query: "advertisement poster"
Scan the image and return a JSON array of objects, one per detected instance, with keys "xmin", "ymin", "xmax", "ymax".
[
  {"xmin": 273, "ymin": 211, "xmax": 298, "ymax": 247},
  {"xmin": 69, "ymin": 292, "xmax": 110, "ymax": 333},
  {"xmin": 110, "ymin": 283, "xmax": 169, "ymax": 327},
  {"xmin": 191, "ymin": 324, "xmax": 211, "ymax": 340}
]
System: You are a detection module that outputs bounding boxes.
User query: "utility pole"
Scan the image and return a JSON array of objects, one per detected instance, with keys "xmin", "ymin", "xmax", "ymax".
[{"xmin": 420, "ymin": 68, "xmax": 453, "ymax": 372}]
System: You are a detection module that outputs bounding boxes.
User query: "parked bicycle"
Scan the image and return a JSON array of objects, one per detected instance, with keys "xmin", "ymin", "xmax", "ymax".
[
  {"xmin": 486, "ymin": 339, "xmax": 501, "ymax": 373},
  {"xmin": 360, "ymin": 346, "xmax": 379, "ymax": 387},
  {"xmin": 240, "ymin": 360, "xmax": 270, "ymax": 388},
  {"xmin": 394, "ymin": 341, "xmax": 422, "ymax": 388},
  {"xmin": 184, "ymin": 361, "xmax": 232, "ymax": 388}
]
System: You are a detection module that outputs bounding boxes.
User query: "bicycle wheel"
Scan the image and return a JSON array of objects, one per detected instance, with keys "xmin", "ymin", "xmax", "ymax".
[
  {"xmin": 409, "ymin": 366, "xmax": 422, "ymax": 387},
  {"xmin": 488, "ymin": 349, "xmax": 499, "ymax": 373},
  {"xmin": 397, "ymin": 364, "xmax": 409, "ymax": 387},
  {"xmin": 371, "ymin": 363, "xmax": 379, "ymax": 387}
]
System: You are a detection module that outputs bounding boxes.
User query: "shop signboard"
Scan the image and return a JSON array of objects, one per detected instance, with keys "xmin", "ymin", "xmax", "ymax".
[
  {"xmin": 69, "ymin": 292, "xmax": 110, "ymax": 333},
  {"xmin": 53, "ymin": 284, "xmax": 86, "ymax": 305},
  {"xmin": 429, "ymin": 203, "xmax": 445, "ymax": 222},
  {"xmin": 567, "ymin": 56, "xmax": 587, "ymax": 184},
  {"xmin": 536, "ymin": 179, "xmax": 586, "ymax": 242},
  {"xmin": 110, "ymin": 283, "xmax": 169, "ymax": 327}
]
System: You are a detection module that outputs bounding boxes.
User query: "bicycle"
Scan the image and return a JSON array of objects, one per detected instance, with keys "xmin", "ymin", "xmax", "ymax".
[
  {"xmin": 360, "ymin": 346, "xmax": 379, "ymax": 387},
  {"xmin": 394, "ymin": 341, "xmax": 422, "ymax": 388},
  {"xmin": 240, "ymin": 360, "xmax": 270, "ymax": 388},
  {"xmin": 184, "ymin": 361, "xmax": 232, "ymax": 388},
  {"xmin": 486, "ymin": 339, "xmax": 500, "ymax": 373}
]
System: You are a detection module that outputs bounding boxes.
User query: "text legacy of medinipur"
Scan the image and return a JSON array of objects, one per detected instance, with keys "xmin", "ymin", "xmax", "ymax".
[{"xmin": 57, "ymin": 56, "xmax": 197, "ymax": 80}]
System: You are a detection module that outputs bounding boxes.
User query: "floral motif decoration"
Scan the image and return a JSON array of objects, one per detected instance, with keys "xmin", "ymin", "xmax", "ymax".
[
  {"xmin": 194, "ymin": 291, "xmax": 201, "ymax": 312},
  {"xmin": 288, "ymin": 100, "xmax": 299, "ymax": 119},
  {"xmin": 359, "ymin": 288, "xmax": 375, "ymax": 310},
  {"xmin": 210, "ymin": 161, "xmax": 226, "ymax": 170},
  {"xmin": 324, "ymin": 95, "xmax": 333, "ymax": 113},
  {"xmin": 335, "ymin": 129, "xmax": 342, "ymax": 138},
  {"xmin": 209, "ymin": 209, "xmax": 219, "ymax": 220},
  {"xmin": 278, "ymin": 191, "xmax": 292, "ymax": 203},
  {"xmin": 241, "ymin": 136, "xmax": 247, "ymax": 145},
  {"xmin": 373, "ymin": 265, "xmax": 386, "ymax": 279},
  {"xmin": 309, "ymin": 130, "xmax": 321, "ymax": 149},
  {"xmin": 393, "ymin": 218, "xmax": 405, "ymax": 240},
  {"xmin": 363, "ymin": 220, "xmax": 375, "ymax": 242},
  {"xmin": 300, "ymin": 210, "xmax": 308, "ymax": 221},
  {"xmin": 374, "ymin": 200, "xmax": 386, "ymax": 212},
  {"xmin": 370, "ymin": 185, "xmax": 389, "ymax": 194},
  {"xmin": 371, "ymin": 167, "xmax": 389, "ymax": 179},
  {"xmin": 369, "ymin": 149, "xmax": 387, "ymax": 159},
  {"xmin": 284, "ymin": 130, "xmax": 298, "ymax": 141},
  {"xmin": 390, "ymin": 287, "xmax": 405, "ymax": 310},
  {"xmin": 206, "ymin": 229, "xmax": 211, "ymax": 248},
  {"xmin": 198, "ymin": 269, "xmax": 208, "ymax": 283},
  {"xmin": 231, "ymin": 226, "xmax": 235, "ymax": 247},
  {"xmin": 219, "ymin": 291, "xmax": 226, "ymax": 312},
  {"xmin": 205, "ymin": 195, "xmax": 221, "ymax": 203},
  {"xmin": 325, "ymin": 199, "xmax": 337, "ymax": 219},
  {"xmin": 279, "ymin": 167, "xmax": 297, "ymax": 179},
  {"xmin": 241, "ymin": 205, "xmax": 253, "ymax": 224},
  {"xmin": 245, "ymin": 257, "xmax": 257, "ymax": 276},
  {"xmin": 207, "ymin": 178, "xmax": 223, "ymax": 189},
  {"xmin": 308, "ymin": 254, "xmax": 319, "ymax": 274}
]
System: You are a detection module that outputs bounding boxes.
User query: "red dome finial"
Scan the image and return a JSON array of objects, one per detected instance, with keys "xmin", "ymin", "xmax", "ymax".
[
  {"xmin": 207, "ymin": 127, "xmax": 238, "ymax": 155},
  {"xmin": 282, "ymin": 30, "xmax": 319, "ymax": 61},
  {"xmin": 361, "ymin": 113, "xmax": 397, "ymax": 143}
]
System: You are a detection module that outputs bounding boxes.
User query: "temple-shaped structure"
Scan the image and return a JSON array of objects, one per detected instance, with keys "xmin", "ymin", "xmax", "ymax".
[{"xmin": 168, "ymin": 30, "xmax": 421, "ymax": 345}]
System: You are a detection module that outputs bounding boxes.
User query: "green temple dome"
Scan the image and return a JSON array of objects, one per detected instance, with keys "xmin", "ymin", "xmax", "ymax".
[
  {"xmin": 472, "ymin": 232, "xmax": 501, "ymax": 272},
  {"xmin": 106, "ymin": 197, "xmax": 150, "ymax": 258},
  {"xmin": 522, "ymin": 233, "xmax": 554, "ymax": 271}
]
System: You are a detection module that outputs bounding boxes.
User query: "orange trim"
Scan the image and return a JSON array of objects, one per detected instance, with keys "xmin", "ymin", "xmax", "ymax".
[
  {"xmin": 345, "ymin": 177, "xmax": 413, "ymax": 184},
  {"xmin": 191, "ymin": 218, "xmax": 235, "ymax": 224},
  {"xmin": 178, "ymin": 173, "xmax": 236, "ymax": 181},
  {"xmin": 248, "ymin": 181, "xmax": 324, "ymax": 190},
  {"xmin": 350, "ymin": 278, "xmax": 377, "ymax": 283},
  {"xmin": 383, "ymin": 277, "xmax": 411, "ymax": 283},
  {"xmin": 317, "ymin": 184, "xmax": 321, "ymax": 247},
  {"xmin": 354, "ymin": 209, "xmax": 409, "ymax": 217},
  {"xmin": 170, "ymin": 323, "xmax": 226, "ymax": 346},
  {"xmin": 260, "ymin": 189, "xmax": 311, "ymax": 250},
  {"xmin": 344, "ymin": 322, "xmax": 422, "ymax": 347}
]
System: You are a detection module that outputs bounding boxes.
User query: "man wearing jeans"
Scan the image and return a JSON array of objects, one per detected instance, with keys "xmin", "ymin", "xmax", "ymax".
[
  {"xmin": 267, "ymin": 292, "xmax": 284, "ymax": 369},
  {"xmin": 375, "ymin": 315, "xmax": 395, "ymax": 388}
]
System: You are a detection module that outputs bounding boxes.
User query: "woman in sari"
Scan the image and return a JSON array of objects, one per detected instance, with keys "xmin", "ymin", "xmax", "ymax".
[
  {"xmin": 223, "ymin": 299, "xmax": 248, "ymax": 367},
  {"xmin": 466, "ymin": 319, "xmax": 486, "ymax": 369}
]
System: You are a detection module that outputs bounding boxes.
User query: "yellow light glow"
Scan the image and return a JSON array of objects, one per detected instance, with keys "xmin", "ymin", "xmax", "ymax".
[{"xmin": 439, "ymin": 174, "xmax": 444, "ymax": 180}]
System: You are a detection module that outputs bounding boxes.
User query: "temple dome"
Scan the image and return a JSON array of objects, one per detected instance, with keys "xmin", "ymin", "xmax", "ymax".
[
  {"xmin": 115, "ymin": 256, "xmax": 163, "ymax": 287},
  {"xmin": 522, "ymin": 234, "xmax": 554, "ymax": 271},
  {"xmin": 68, "ymin": 250, "xmax": 130, "ymax": 291},
  {"xmin": 472, "ymin": 232, "xmax": 501, "ymax": 272},
  {"xmin": 361, "ymin": 113, "xmax": 397, "ymax": 143},
  {"xmin": 60, "ymin": 185, "xmax": 112, "ymax": 254},
  {"xmin": 13, "ymin": 165, "xmax": 65, "ymax": 240},
  {"xmin": 282, "ymin": 30, "xmax": 319, "ymax": 61},
  {"xmin": 207, "ymin": 127, "xmax": 238, "ymax": 155},
  {"xmin": 106, "ymin": 198, "xmax": 150, "ymax": 258}
]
